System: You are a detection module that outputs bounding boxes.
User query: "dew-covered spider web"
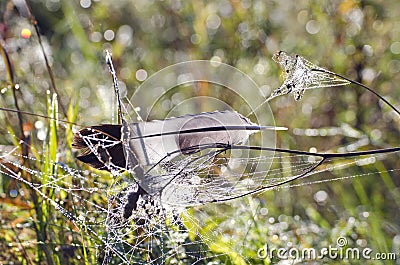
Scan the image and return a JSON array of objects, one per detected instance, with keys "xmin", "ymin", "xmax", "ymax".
[
  {"xmin": 267, "ymin": 51, "xmax": 351, "ymax": 101},
  {"xmin": 1, "ymin": 51, "xmax": 400, "ymax": 264}
]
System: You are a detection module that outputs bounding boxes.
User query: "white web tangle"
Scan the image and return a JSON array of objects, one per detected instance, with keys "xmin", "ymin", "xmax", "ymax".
[
  {"xmin": 268, "ymin": 51, "xmax": 350, "ymax": 101},
  {"xmin": 1, "ymin": 52, "xmax": 399, "ymax": 264},
  {"xmin": 1, "ymin": 138, "xmax": 399, "ymax": 264}
]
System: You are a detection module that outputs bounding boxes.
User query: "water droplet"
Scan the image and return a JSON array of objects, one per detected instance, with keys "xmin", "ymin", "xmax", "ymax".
[
  {"xmin": 90, "ymin": 32, "xmax": 102, "ymax": 43},
  {"xmin": 306, "ymin": 20, "xmax": 320, "ymax": 34},
  {"xmin": 80, "ymin": 0, "xmax": 91, "ymax": 8},
  {"xmin": 314, "ymin": 190, "xmax": 328, "ymax": 203},
  {"xmin": 135, "ymin": 69, "xmax": 148, "ymax": 81},
  {"xmin": 10, "ymin": 189, "xmax": 18, "ymax": 198},
  {"xmin": 206, "ymin": 14, "xmax": 221, "ymax": 30},
  {"xmin": 104, "ymin": 30, "xmax": 115, "ymax": 41},
  {"xmin": 190, "ymin": 34, "xmax": 201, "ymax": 45},
  {"xmin": 391, "ymin": 42, "xmax": 400, "ymax": 54}
]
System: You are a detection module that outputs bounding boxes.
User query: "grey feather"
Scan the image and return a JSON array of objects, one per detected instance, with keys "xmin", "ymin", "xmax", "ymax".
[
  {"xmin": 74, "ymin": 110, "xmax": 285, "ymax": 172},
  {"xmin": 123, "ymin": 110, "xmax": 270, "ymax": 166}
]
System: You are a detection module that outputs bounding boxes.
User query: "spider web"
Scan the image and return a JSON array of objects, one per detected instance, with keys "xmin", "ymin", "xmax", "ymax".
[
  {"xmin": 1, "ymin": 130, "xmax": 399, "ymax": 264},
  {"xmin": 1, "ymin": 53, "xmax": 400, "ymax": 264},
  {"xmin": 267, "ymin": 51, "xmax": 351, "ymax": 101}
]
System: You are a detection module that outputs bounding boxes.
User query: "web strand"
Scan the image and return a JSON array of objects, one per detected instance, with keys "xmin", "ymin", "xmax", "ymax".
[{"xmin": 2, "ymin": 50, "xmax": 400, "ymax": 264}]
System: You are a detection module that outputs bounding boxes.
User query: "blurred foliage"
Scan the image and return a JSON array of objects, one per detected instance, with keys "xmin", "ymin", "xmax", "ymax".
[{"xmin": 0, "ymin": 0, "xmax": 400, "ymax": 264}]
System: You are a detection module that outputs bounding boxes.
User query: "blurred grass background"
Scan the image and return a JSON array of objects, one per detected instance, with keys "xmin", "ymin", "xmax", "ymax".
[{"xmin": 0, "ymin": 0, "xmax": 400, "ymax": 264}]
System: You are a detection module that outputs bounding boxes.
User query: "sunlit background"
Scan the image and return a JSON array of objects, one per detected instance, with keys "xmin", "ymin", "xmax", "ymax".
[{"xmin": 1, "ymin": 0, "xmax": 400, "ymax": 264}]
